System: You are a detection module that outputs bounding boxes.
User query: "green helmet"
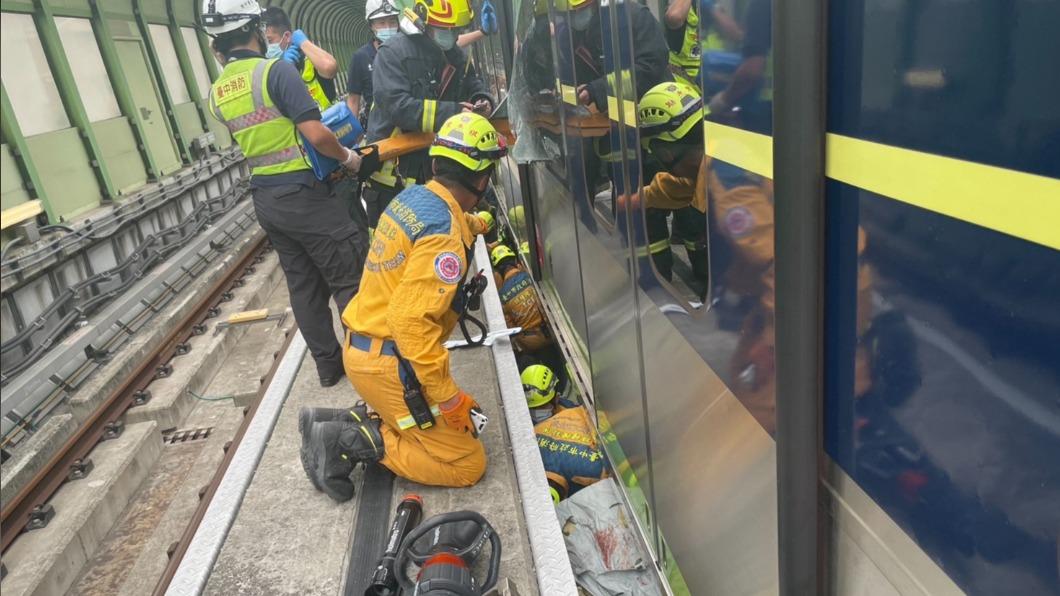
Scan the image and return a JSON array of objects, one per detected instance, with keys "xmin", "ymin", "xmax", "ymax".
[
  {"xmin": 491, "ymin": 244, "xmax": 517, "ymax": 268},
  {"xmin": 521, "ymin": 364, "xmax": 557, "ymax": 408},
  {"xmin": 430, "ymin": 113, "xmax": 507, "ymax": 172},
  {"xmin": 638, "ymin": 81, "xmax": 705, "ymax": 146}
]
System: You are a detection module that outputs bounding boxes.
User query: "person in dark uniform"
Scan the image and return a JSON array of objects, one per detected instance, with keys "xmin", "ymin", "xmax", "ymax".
[
  {"xmin": 707, "ymin": 0, "xmax": 771, "ymax": 133},
  {"xmin": 346, "ymin": 0, "xmax": 400, "ymax": 126},
  {"xmin": 361, "ymin": 0, "xmax": 493, "ymax": 230},
  {"xmin": 203, "ymin": 0, "xmax": 367, "ymax": 387}
]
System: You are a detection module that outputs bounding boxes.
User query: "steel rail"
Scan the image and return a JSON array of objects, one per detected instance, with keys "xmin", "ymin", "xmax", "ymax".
[
  {"xmin": 152, "ymin": 319, "xmax": 298, "ymax": 595},
  {"xmin": 0, "ymin": 235, "xmax": 269, "ymax": 555}
]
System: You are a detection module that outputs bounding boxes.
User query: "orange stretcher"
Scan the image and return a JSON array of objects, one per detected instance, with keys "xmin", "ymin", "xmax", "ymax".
[{"xmin": 352, "ymin": 119, "xmax": 516, "ymax": 181}]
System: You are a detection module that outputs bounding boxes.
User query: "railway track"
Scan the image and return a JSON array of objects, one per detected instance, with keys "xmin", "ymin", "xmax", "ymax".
[{"xmin": 0, "ymin": 236, "xmax": 270, "ymax": 557}]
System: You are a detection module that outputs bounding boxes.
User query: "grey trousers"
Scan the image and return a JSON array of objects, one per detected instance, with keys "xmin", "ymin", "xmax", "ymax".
[{"xmin": 252, "ymin": 180, "xmax": 368, "ymax": 379}]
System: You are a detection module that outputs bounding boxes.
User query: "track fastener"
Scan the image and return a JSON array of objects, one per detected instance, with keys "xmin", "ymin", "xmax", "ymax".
[
  {"xmin": 68, "ymin": 458, "xmax": 94, "ymax": 480},
  {"xmin": 102, "ymin": 420, "xmax": 125, "ymax": 441},
  {"xmin": 25, "ymin": 504, "xmax": 56, "ymax": 531}
]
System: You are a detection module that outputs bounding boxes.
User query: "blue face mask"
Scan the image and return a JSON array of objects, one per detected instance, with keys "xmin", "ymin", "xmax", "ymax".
[
  {"xmin": 431, "ymin": 28, "xmax": 458, "ymax": 51},
  {"xmin": 375, "ymin": 27, "xmax": 398, "ymax": 43},
  {"xmin": 265, "ymin": 43, "xmax": 283, "ymax": 59}
]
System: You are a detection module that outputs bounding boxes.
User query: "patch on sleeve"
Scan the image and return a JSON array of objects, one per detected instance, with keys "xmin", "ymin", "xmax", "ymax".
[
  {"xmin": 434, "ymin": 252, "xmax": 463, "ymax": 284},
  {"xmin": 723, "ymin": 206, "xmax": 754, "ymax": 238}
]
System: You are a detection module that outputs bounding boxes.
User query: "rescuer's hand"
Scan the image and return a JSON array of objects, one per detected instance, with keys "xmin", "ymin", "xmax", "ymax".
[
  {"xmin": 577, "ymin": 85, "xmax": 592, "ymax": 106},
  {"xmin": 480, "ymin": 0, "xmax": 499, "ymax": 35},
  {"xmin": 340, "ymin": 148, "xmax": 362, "ymax": 172},
  {"xmin": 291, "ymin": 29, "xmax": 309, "ymax": 48},
  {"xmin": 707, "ymin": 91, "xmax": 730, "ymax": 115},
  {"xmin": 282, "ymin": 45, "xmax": 303, "ymax": 65},
  {"xmin": 440, "ymin": 391, "xmax": 483, "ymax": 437}
]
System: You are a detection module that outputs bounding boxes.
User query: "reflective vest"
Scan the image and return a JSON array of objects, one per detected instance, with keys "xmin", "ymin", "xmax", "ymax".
[
  {"xmin": 669, "ymin": 7, "xmax": 702, "ymax": 77},
  {"xmin": 301, "ymin": 59, "xmax": 332, "ymax": 110},
  {"xmin": 209, "ymin": 58, "xmax": 309, "ymax": 176}
]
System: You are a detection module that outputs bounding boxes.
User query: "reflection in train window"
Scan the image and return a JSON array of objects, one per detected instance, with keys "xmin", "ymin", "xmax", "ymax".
[{"xmin": 697, "ymin": 0, "xmax": 773, "ymax": 135}]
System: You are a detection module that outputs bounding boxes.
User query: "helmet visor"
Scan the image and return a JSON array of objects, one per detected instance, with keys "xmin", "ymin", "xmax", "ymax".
[{"xmin": 432, "ymin": 136, "xmax": 508, "ymax": 162}]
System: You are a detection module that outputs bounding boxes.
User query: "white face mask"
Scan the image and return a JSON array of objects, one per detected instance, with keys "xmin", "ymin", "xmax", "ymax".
[
  {"xmin": 431, "ymin": 27, "xmax": 458, "ymax": 51},
  {"xmin": 570, "ymin": 8, "xmax": 594, "ymax": 31}
]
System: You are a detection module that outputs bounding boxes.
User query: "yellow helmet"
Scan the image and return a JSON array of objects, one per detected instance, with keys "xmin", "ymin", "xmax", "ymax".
[
  {"xmin": 638, "ymin": 80, "xmax": 705, "ymax": 146},
  {"xmin": 507, "ymin": 205, "xmax": 525, "ymax": 231},
  {"xmin": 522, "ymin": 364, "xmax": 558, "ymax": 408},
  {"xmin": 567, "ymin": 0, "xmax": 593, "ymax": 11},
  {"xmin": 415, "ymin": 0, "xmax": 474, "ymax": 28},
  {"xmin": 519, "ymin": 240, "xmax": 530, "ymax": 255},
  {"xmin": 491, "ymin": 244, "xmax": 517, "ymax": 267},
  {"xmin": 430, "ymin": 113, "xmax": 508, "ymax": 172}
]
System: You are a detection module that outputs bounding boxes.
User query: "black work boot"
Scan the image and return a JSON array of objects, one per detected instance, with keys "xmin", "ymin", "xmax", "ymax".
[
  {"xmin": 299, "ymin": 403, "xmax": 369, "ymax": 492},
  {"xmin": 304, "ymin": 417, "xmax": 384, "ymax": 503}
]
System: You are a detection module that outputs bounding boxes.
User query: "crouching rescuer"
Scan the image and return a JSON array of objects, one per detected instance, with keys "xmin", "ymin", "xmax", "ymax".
[{"xmin": 301, "ymin": 113, "xmax": 507, "ymax": 501}]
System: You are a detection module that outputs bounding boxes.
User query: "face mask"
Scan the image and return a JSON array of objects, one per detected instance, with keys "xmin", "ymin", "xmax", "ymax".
[
  {"xmin": 570, "ymin": 8, "xmax": 594, "ymax": 31},
  {"xmin": 265, "ymin": 43, "xmax": 282, "ymax": 59},
  {"xmin": 375, "ymin": 27, "xmax": 398, "ymax": 42},
  {"xmin": 530, "ymin": 406, "xmax": 553, "ymax": 424},
  {"xmin": 431, "ymin": 27, "xmax": 458, "ymax": 51}
]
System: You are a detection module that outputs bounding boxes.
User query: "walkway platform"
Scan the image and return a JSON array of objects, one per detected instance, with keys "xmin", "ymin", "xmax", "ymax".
[{"xmin": 165, "ymin": 240, "xmax": 576, "ymax": 596}]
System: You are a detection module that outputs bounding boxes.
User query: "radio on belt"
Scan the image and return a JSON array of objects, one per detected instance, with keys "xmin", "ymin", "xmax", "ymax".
[{"xmin": 300, "ymin": 101, "xmax": 364, "ymax": 180}]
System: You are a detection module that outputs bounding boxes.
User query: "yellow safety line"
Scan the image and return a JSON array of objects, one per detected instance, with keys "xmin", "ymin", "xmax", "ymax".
[
  {"xmin": 826, "ymin": 134, "xmax": 1060, "ymax": 250},
  {"xmin": 1, "ymin": 200, "xmax": 43, "ymax": 231},
  {"xmin": 704, "ymin": 122, "xmax": 773, "ymax": 179}
]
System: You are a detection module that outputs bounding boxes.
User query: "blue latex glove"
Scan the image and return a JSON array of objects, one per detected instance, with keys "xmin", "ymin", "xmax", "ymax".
[
  {"xmin": 290, "ymin": 29, "xmax": 309, "ymax": 48},
  {"xmin": 480, "ymin": 0, "xmax": 498, "ymax": 35},
  {"xmin": 282, "ymin": 45, "xmax": 303, "ymax": 65}
]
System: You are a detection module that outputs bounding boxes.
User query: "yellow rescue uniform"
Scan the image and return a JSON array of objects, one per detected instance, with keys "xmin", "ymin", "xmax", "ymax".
[
  {"xmin": 341, "ymin": 180, "xmax": 486, "ymax": 486},
  {"xmin": 494, "ymin": 264, "xmax": 551, "ymax": 353}
]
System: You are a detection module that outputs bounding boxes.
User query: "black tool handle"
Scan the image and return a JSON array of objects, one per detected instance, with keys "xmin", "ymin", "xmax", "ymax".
[{"xmin": 366, "ymin": 495, "xmax": 423, "ymax": 596}]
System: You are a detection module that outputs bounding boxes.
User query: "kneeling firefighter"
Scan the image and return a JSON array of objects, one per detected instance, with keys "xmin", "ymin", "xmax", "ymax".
[
  {"xmin": 301, "ymin": 113, "xmax": 506, "ymax": 501},
  {"xmin": 490, "ymin": 244, "xmax": 551, "ymax": 353}
]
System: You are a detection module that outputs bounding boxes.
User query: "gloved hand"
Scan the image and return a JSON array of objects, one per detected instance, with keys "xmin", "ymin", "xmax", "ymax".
[
  {"xmin": 440, "ymin": 391, "xmax": 485, "ymax": 437},
  {"xmin": 290, "ymin": 29, "xmax": 309, "ymax": 48},
  {"xmin": 707, "ymin": 91, "xmax": 730, "ymax": 115},
  {"xmin": 480, "ymin": 0, "xmax": 498, "ymax": 35},
  {"xmin": 282, "ymin": 44, "xmax": 303, "ymax": 65},
  {"xmin": 340, "ymin": 148, "xmax": 362, "ymax": 172}
]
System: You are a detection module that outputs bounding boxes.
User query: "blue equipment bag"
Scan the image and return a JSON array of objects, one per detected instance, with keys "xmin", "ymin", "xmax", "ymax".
[
  {"xmin": 300, "ymin": 101, "xmax": 364, "ymax": 180},
  {"xmin": 701, "ymin": 50, "xmax": 742, "ymax": 96}
]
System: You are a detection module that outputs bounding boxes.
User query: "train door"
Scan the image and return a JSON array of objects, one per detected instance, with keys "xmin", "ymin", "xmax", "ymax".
[
  {"xmin": 623, "ymin": 0, "xmax": 780, "ymax": 591},
  {"xmin": 114, "ymin": 39, "xmax": 181, "ymax": 174}
]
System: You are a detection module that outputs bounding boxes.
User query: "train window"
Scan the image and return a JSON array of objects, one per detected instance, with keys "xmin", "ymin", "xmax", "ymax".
[
  {"xmin": 180, "ymin": 27, "xmax": 213, "ymax": 100},
  {"xmin": 54, "ymin": 17, "xmax": 122, "ymax": 123},
  {"xmin": 0, "ymin": 12, "xmax": 71, "ymax": 136},
  {"xmin": 148, "ymin": 24, "xmax": 191, "ymax": 104}
]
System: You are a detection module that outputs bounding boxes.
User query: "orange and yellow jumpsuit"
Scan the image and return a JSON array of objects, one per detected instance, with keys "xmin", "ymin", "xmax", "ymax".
[
  {"xmin": 494, "ymin": 263, "xmax": 551, "ymax": 353},
  {"xmin": 341, "ymin": 180, "xmax": 488, "ymax": 487},
  {"xmin": 642, "ymin": 158, "xmax": 872, "ymax": 433}
]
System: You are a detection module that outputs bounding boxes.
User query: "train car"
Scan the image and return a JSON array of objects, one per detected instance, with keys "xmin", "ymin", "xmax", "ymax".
[{"xmin": 467, "ymin": 0, "xmax": 1060, "ymax": 593}]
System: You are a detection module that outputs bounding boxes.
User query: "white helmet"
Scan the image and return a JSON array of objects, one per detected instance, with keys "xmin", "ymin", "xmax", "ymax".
[
  {"xmin": 366, "ymin": 0, "xmax": 400, "ymax": 21},
  {"xmin": 201, "ymin": 0, "xmax": 262, "ymax": 36}
]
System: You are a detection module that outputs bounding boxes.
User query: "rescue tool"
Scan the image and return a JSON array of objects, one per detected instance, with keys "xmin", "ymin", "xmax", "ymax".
[
  {"xmin": 394, "ymin": 510, "xmax": 501, "ymax": 596},
  {"xmin": 365, "ymin": 494, "xmax": 424, "ymax": 596}
]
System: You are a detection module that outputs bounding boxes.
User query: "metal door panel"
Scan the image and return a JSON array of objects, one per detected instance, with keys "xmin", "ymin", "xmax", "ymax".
[{"xmin": 116, "ymin": 39, "xmax": 180, "ymax": 174}]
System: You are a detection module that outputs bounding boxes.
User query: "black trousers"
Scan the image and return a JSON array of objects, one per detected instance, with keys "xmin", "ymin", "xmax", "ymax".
[{"xmin": 252, "ymin": 180, "xmax": 368, "ymax": 379}]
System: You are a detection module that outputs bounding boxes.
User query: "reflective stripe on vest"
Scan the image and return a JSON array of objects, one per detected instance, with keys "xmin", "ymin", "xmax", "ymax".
[
  {"xmin": 301, "ymin": 59, "xmax": 332, "ymax": 110},
  {"xmin": 210, "ymin": 58, "xmax": 310, "ymax": 176}
]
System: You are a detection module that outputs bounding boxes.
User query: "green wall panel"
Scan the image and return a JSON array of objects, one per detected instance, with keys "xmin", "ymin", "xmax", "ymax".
[
  {"xmin": 206, "ymin": 114, "xmax": 233, "ymax": 149},
  {"xmin": 172, "ymin": 0, "xmax": 194, "ymax": 24},
  {"xmin": 173, "ymin": 101, "xmax": 204, "ymax": 151},
  {"xmin": 26, "ymin": 128, "xmax": 102, "ymax": 221},
  {"xmin": 139, "ymin": 0, "xmax": 166, "ymax": 22},
  {"xmin": 1, "ymin": 143, "xmax": 32, "ymax": 211},
  {"xmin": 91, "ymin": 116, "xmax": 147, "ymax": 194}
]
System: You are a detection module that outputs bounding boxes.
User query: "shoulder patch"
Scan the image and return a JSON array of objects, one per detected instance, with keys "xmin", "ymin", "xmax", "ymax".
[
  {"xmin": 724, "ymin": 206, "xmax": 754, "ymax": 238},
  {"xmin": 434, "ymin": 252, "xmax": 463, "ymax": 284}
]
